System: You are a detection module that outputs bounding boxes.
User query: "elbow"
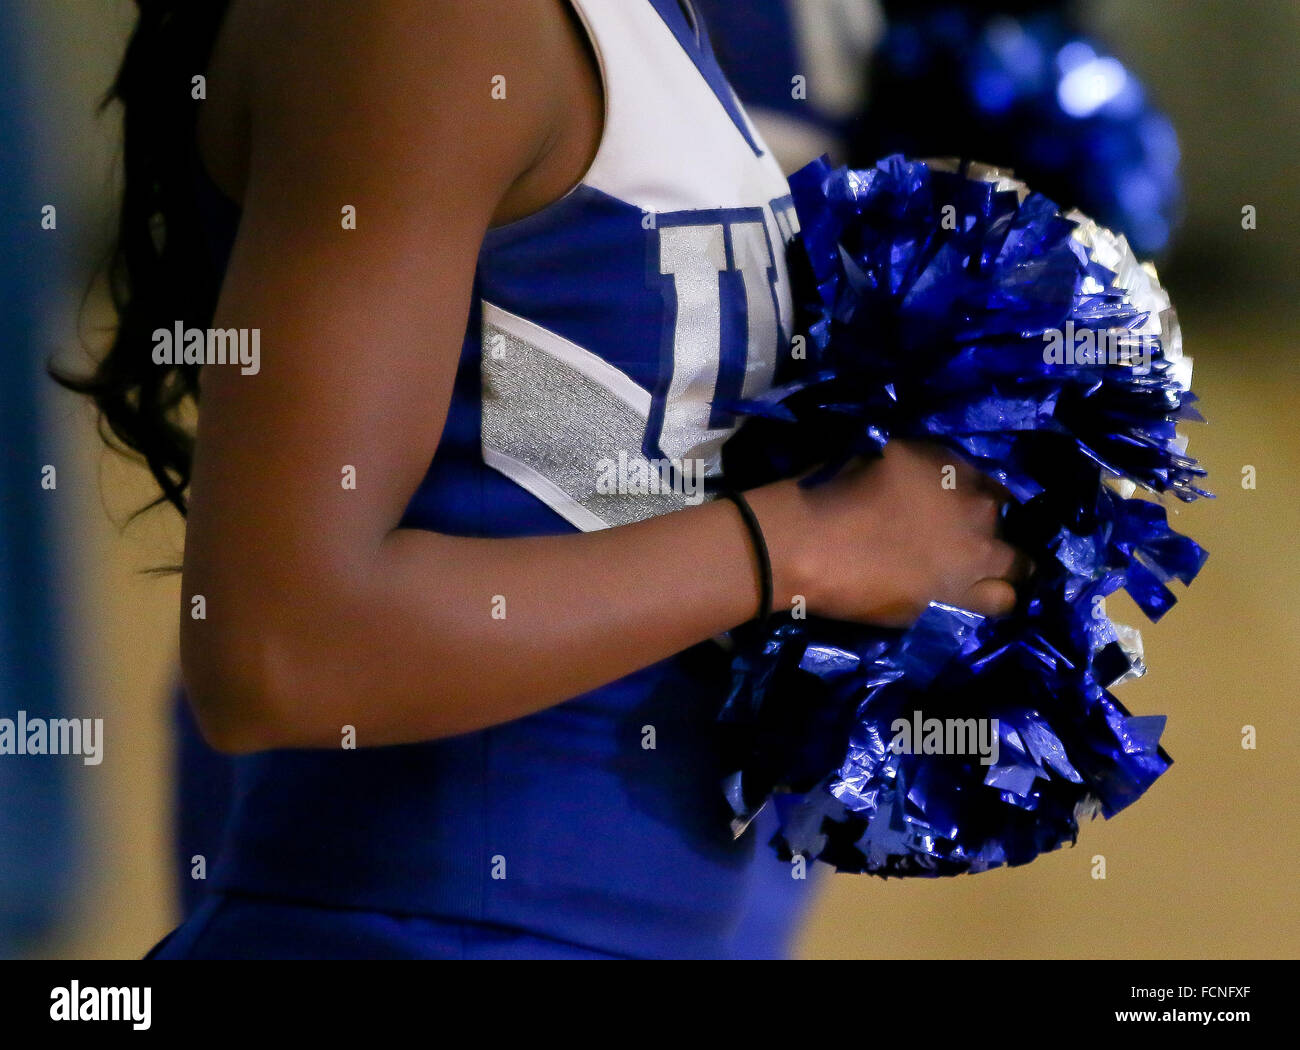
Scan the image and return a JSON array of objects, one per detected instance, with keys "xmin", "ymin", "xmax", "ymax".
[
  {"xmin": 189, "ymin": 701, "xmax": 283, "ymax": 757},
  {"xmin": 180, "ymin": 621, "xmax": 320, "ymax": 755}
]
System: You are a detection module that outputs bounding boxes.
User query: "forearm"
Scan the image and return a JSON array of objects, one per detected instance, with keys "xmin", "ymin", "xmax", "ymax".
[{"xmin": 184, "ymin": 486, "xmax": 786, "ymax": 752}]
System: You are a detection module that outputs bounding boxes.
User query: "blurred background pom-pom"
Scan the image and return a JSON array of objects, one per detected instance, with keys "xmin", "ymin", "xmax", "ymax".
[{"xmin": 850, "ymin": 0, "xmax": 1181, "ymax": 257}]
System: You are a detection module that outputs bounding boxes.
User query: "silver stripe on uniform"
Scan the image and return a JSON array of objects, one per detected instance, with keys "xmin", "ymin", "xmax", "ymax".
[{"xmin": 481, "ymin": 303, "xmax": 691, "ymax": 532}]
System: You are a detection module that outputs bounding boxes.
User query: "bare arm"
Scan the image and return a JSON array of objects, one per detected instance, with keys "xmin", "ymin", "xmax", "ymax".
[{"xmin": 181, "ymin": 0, "xmax": 1022, "ymax": 753}]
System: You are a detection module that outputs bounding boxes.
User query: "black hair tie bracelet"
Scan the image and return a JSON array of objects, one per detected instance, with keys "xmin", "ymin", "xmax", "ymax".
[{"xmin": 721, "ymin": 489, "xmax": 773, "ymax": 623}]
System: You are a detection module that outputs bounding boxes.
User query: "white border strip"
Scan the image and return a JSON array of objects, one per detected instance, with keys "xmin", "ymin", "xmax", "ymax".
[
  {"xmin": 482, "ymin": 301, "xmax": 652, "ymax": 416},
  {"xmin": 482, "ymin": 448, "xmax": 610, "ymax": 532}
]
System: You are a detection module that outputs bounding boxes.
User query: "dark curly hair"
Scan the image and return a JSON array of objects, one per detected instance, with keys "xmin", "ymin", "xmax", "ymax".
[{"xmin": 52, "ymin": 0, "xmax": 233, "ymax": 518}]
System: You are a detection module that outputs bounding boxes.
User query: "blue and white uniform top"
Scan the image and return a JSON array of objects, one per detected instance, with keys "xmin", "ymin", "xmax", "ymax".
[
  {"xmin": 408, "ymin": 0, "xmax": 801, "ymax": 535},
  {"xmin": 210, "ymin": 0, "xmax": 819, "ymax": 958}
]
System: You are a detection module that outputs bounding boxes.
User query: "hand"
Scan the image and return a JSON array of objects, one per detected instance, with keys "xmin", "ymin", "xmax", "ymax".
[{"xmin": 747, "ymin": 440, "xmax": 1030, "ymax": 627}]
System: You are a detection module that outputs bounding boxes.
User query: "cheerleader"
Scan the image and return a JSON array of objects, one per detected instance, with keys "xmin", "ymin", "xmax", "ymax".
[{"xmin": 66, "ymin": 0, "xmax": 1024, "ymax": 959}]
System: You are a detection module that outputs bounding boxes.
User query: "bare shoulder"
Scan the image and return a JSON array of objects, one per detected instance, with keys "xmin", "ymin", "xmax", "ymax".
[{"xmin": 230, "ymin": 0, "xmax": 579, "ymax": 203}]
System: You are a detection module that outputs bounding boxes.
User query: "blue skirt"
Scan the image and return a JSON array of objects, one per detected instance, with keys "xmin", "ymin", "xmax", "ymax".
[{"xmin": 145, "ymin": 891, "xmax": 628, "ymax": 960}]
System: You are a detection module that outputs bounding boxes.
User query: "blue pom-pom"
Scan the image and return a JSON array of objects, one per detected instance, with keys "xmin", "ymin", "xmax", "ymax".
[
  {"xmin": 853, "ymin": 8, "xmax": 1182, "ymax": 257},
  {"xmin": 717, "ymin": 155, "xmax": 1209, "ymax": 877}
]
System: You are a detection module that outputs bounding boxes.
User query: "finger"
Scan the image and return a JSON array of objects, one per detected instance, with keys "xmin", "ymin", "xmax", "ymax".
[
  {"xmin": 956, "ymin": 462, "xmax": 1010, "ymax": 511},
  {"xmin": 1007, "ymin": 547, "xmax": 1035, "ymax": 583},
  {"xmin": 943, "ymin": 453, "xmax": 986, "ymax": 489},
  {"xmin": 973, "ymin": 469, "xmax": 1010, "ymax": 500},
  {"xmin": 981, "ymin": 539, "xmax": 1023, "ymax": 581},
  {"xmin": 970, "ymin": 492, "xmax": 1002, "ymax": 532},
  {"xmin": 961, "ymin": 578, "xmax": 1018, "ymax": 618}
]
